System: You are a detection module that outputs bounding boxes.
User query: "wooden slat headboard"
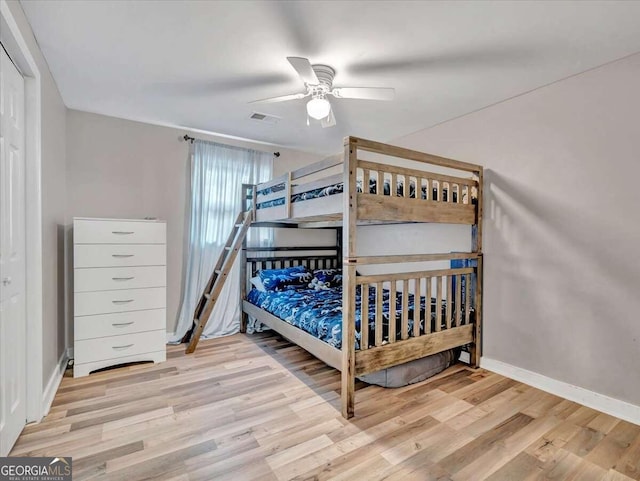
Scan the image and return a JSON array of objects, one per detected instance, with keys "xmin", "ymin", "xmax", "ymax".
[
  {"xmin": 245, "ymin": 250, "xmax": 340, "ymax": 278},
  {"xmin": 243, "ymin": 249, "xmax": 340, "ymax": 300}
]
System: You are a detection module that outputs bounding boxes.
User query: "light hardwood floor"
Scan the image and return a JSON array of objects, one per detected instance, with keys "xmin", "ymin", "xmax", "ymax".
[{"xmin": 11, "ymin": 332, "xmax": 640, "ymax": 481}]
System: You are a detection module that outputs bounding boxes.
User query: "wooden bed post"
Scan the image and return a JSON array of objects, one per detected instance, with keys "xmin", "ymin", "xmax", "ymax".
[
  {"xmin": 342, "ymin": 137, "xmax": 358, "ymax": 419},
  {"xmin": 240, "ymin": 184, "xmax": 254, "ymax": 334},
  {"xmin": 470, "ymin": 168, "xmax": 483, "ymax": 367},
  {"xmin": 471, "ymin": 255, "xmax": 483, "ymax": 367},
  {"xmin": 335, "ymin": 227, "xmax": 343, "ymax": 269},
  {"xmin": 240, "ymin": 230, "xmax": 248, "ymax": 334}
]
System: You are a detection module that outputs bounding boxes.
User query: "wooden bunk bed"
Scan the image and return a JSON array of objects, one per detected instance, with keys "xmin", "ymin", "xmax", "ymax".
[{"xmin": 240, "ymin": 136, "xmax": 484, "ymax": 419}]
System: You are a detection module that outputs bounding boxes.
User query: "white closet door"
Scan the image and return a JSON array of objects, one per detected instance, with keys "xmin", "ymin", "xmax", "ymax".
[{"xmin": 0, "ymin": 46, "xmax": 27, "ymax": 456}]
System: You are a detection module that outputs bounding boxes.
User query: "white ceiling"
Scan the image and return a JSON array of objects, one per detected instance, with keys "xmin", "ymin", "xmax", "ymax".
[{"xmin": 20, "ymin": 0, "xmax": 640, "ymax": 154}]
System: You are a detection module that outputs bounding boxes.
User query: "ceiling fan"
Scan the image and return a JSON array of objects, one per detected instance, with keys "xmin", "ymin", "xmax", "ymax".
[{"xmin": 250, "ymin": 57, "xmax": 395, "ymax": 128}]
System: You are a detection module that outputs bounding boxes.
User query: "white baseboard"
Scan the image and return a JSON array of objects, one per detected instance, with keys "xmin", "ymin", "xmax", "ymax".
[
  {"xmin": 480, "ymin": 357, "xmax": 640, "ymax": 426},
  {"xmin": 166, "ymin": 331, "xmax": 176, "ymax": 343},
  {"xmin": 42, "ymin": 349, "xmax": 69, "ymax": 417}
]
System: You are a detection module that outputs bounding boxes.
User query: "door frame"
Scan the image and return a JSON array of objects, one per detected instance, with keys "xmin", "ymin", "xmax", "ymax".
[{"xmin": 1, "ymin": 0, "xmax": 44, "ymax": 423}]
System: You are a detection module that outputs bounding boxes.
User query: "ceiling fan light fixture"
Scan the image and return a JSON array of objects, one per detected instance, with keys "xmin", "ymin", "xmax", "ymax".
[
  {"xmin": 306, "ymin": 97, "xmax": 331, "ymax": 120},
  {"xmin": 249, "ymin": 57, "xmax": 395, "ymax": 129}
]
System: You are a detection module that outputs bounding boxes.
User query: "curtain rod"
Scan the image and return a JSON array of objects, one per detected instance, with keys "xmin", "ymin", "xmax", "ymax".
[{"xmin": 183, "ymin": 134, "xmax": 280, "ymax": 157}]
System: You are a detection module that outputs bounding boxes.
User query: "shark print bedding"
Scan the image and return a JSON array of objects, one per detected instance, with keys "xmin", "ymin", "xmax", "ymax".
[
  {"xmin": 247, "ymin": 284, "xmax": 466, "ymax": 350},
  {"xmin": 256, "ymin": 178, "xmax": 463, "ymax": 209}
]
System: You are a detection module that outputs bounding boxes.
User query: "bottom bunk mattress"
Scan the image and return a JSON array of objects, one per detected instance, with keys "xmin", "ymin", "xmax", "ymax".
[
  {"xmin": 246, "ymin": 285, "xmax": 460, "ymax": 387},
  {"xmin": 246, "ymin": 284, "xmax": 455, "ymax": 350}
]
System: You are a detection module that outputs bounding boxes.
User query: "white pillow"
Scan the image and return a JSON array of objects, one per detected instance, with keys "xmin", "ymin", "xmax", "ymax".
[{"xmin": 250, "ymin": 276, "xmax": 267, "ymax": 292}]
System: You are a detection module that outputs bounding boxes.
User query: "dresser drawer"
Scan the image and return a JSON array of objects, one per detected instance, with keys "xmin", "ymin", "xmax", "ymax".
[
  {"xmin": 75, "ymin": 330, "xmax": 166, "ymax": 364},
  {"xmin": 75, "ymin": 219, "xmax": 166, "ymax": 245},
  {"xmin": 74, "ymin": 266, "xmax": 166, "ymax": 292},
  {"xmin": 74, "ymin": 244, "xmax": 166, "ymax": 268},
  {"xmin": 75, "ymin": 309, "xmax": 165, "ymax": 340},
  {"xmin": 75, "ymin": 287, "xmax": 166, "ymax": 317}
]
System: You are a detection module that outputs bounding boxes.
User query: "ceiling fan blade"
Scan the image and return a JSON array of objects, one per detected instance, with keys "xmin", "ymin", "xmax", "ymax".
[
  {"xmin": 321, "ymin": 108, "xmax": 336, "ymax": 128},
  {"xmin": 249, "ymin": 92, "xmax": 307, "ymax": 104},
  {"xmin": 331, "ymin": 87, "xmax": 395, "ymax": 101},
  {"xmin": 349, "ymin": 47, "xmax": 532, "ymax": 75},
  {"xmin": 287, "ymin": 57, "xmax": 320, "ymax": 85}
]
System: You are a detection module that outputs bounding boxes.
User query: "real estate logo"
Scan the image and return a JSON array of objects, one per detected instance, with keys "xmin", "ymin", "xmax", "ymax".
[{"xmin": 0, "ymin": 457, "xmax": 72, "ymax": 481}]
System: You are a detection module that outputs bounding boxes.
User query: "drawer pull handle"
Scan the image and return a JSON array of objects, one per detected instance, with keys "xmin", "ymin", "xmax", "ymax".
[
  {"xmin": 112, "ymin": 344, "xmax": 134, "ymax": 350},
  {"xmin": 112, "ymin": 277, "xmax": 135, "ymax": 281},
  {"xmin": 112, "ymin": 231, "xmax": 134, "ymax": 235},
  {"xmin": 112, "ymin": 299, "xmax": 134, "ymax": 304},
  {"xmin": 112, "ymin": 321, "xmax": 135, "ymax": 327},
  {"xmin": 112, "ymin": 254, "xmax": 134, "ymax": 258}
]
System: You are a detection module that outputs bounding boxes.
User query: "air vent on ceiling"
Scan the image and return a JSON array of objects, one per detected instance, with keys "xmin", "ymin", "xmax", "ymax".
[{"xmin": 250, "ymin": 111, "xmax": 281, "ymax": 124}]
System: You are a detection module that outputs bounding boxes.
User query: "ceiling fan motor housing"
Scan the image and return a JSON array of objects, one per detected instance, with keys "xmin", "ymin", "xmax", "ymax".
[{"xmin": 310, "ymin": 64, "xmax": 335, "ymax": 96}]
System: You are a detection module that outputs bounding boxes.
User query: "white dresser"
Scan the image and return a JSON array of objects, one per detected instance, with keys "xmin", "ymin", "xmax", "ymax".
[{"xmin": 73, "ymin": 217, "xmax": 167, "ymax": 377}]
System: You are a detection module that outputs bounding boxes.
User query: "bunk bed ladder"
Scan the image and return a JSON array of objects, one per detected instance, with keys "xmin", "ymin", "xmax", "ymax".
[{"xmin": 186, "ymin": 210, "xmax": 252, "ymax": 354}]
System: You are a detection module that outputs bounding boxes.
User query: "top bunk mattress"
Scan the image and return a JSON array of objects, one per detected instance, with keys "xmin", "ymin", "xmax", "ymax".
[{"xmin": 256, "ymin": 178, "xmax": 468, "ymax": 210}]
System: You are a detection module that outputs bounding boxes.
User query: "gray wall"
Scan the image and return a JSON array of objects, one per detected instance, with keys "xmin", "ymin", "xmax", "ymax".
[
  {"xmin": 65, "ymin": 110, "xmax": 325, "ymax": 337},
  {"xmin": 6, "ymin": 1, "xmax": 67, "ymax": 391},
  {"xmin": 391, "ymin": 52, "xmax": 640, "ymax": 406}
]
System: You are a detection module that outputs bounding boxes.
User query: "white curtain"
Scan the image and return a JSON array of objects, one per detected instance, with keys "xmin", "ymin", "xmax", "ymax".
[{"xmin": 169, "ymin": 140, "xmax": 272, "ymax": 343}]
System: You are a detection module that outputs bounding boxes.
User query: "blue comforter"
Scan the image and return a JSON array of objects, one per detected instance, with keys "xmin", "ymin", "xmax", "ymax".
[{"xmin": 247, "ymin": 286, "xmax": 455, "ymax": 349}]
